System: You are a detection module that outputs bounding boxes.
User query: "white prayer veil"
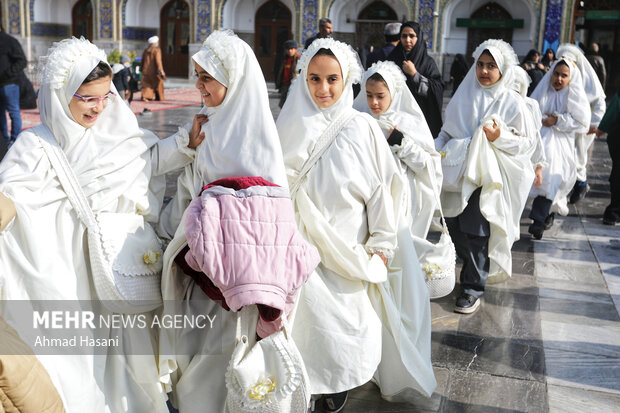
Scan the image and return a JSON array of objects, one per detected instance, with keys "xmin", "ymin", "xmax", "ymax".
[
  {"xmin": 37, "ymin": 37, "xmax": 161, "ymax": 215},
  {"xmin": 556, "ymin": 43, "xmax": 605, "ymax": 103},
  {"xmin": 441, "ymin": 39, "xmax": 520, "ymax": 140},
  {"xmin": 191, "ymin": 30, "xmax": 286, "ymax": 187},
  {"xmin": 530, "ymin": 58, "xmax": 591, "ymax": 130},
  {"xmin": 277, "ymin": 38, "xmax": 363, "ymax": 176},
  {"xmin": 352, "ymin": 61, "xmax": 434, "ymax": 152}
]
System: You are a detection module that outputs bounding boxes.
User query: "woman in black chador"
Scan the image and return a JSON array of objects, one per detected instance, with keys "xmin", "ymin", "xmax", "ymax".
[{"xmin": 387, "ymin": 21, "xmax": 444, "ymax": 138}]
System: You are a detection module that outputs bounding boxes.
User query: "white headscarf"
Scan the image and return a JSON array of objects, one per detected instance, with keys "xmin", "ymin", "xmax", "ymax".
[
  {"xmin": 277, "ymin": 38, "xmax": 363, "ymax": 176},
  {"xmin": 556, "ymin": 43, "xmax": 605, "ymax": 103},
  {"xmin": 352, "ymin": 60, "xmax": 434, "ymax": 152},
  {"xmin": 441, "ymin": 39, "xmax": 520, "ymax": 141},
  {"xmin": 530, "ymin": 57, "xmax": 591, "ymax": 129},
  {"xmin": 191, "ymin": 30, "xmax": 286, "ymax": 187},
  {"xmin": 37, "ymin": 37, "xmax": 160, "ymax": 213}
]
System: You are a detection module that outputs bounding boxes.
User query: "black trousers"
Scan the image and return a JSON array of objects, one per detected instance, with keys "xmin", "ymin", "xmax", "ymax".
[
  {"xmin": 529, "ymin": 196, "xmax": 553, "ymax": 223},
  {"xmin": 605, "ymin": 133, "xmax": 620, "ymax": 220},
  {"xmin": 445, "ymin": 188, "xmax": 490, "ymax": 298}
]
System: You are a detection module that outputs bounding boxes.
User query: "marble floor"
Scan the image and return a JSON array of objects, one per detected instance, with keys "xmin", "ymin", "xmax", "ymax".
[{"xmin": 137, "ymin": 85, "xmax": 620, "ymax": 413}]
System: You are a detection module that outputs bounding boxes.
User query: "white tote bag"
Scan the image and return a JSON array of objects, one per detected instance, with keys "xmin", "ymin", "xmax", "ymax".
[{"xmin": 225, "ymin": 307, "xmax": 311, "ymax": 413}]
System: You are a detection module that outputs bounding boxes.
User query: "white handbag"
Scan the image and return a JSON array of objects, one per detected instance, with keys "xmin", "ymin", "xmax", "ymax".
[
  {"xmin": 414, "ymin": 158, "xmax": 457, "ymax": 299},
  {"xmin": 439, "ymin": 137, "xmax": 471, "ymax": 192},
  {"xmin": 225, "ymin": 307, "xmax": 311, "ymax": 413},
  {"xmin": 36, "ymin": 125, "xmax": 163, "ymax": 314}
]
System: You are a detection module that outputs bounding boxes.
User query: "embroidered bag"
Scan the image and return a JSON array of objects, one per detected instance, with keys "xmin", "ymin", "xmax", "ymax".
[
  {"xmin": 413, "ymin": 159, "xmax": 456, "ymax": 299},
  {"xmin": 36, "ymin": 125, "xmax": 163, "ymax": 314},
  {"xmin": 225, "ymin": 307, "xmax": 310, "ymax": 413}
]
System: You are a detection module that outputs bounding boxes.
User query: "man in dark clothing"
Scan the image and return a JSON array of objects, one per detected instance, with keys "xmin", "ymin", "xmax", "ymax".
[
  {"xmin": 275, "ymin": 40, "xmax": 300, "ymax": 108},
  {"xmin": 0, "ymin": 25, "xmax": 27, "ymax": 146},
  {"xmin": 521, "ymin": 49, "xmax": 545, "ymax": 96},
  {"xmin": 304, "ymin": 18, "xmax": 332, "ymax": 49},
  {"xmin": 586, "ymin": 43, "xmax": 606, "ymax": 91},
  {"xmin": 365, "ymin": 22, "xmax": 401, "ymax": 69}
]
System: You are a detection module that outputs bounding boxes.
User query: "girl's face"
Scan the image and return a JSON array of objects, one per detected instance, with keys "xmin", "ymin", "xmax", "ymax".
[
  {"xmin": 546, "ymin": 50, "xmax": 554, "ymax": 59},
  {"xmin": 68, "ymin": 76, "xmax": 113, "ymax": 128},
  {"xmin": 400, "ymin": 26, "xmax": 418, "ymax": 52},
  {"xmin": 306, "ymin": 54, "xmax": 344, "ymax": 108},
  {"xmin": 365, "ymin": 79, "xmax": 392, "ymax": 115},
  {"xmin": 476, "ymin": 53, "xmax": 501, "ymax": 86},
  {"xmin": 194, "ymin": 62, "xmax": 227, "ymax": 107},
  {"xmin": 551, "ymin": 64, "xmax": 570, "ymax": 91}
]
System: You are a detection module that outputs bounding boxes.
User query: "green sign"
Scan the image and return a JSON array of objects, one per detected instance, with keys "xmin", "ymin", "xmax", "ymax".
[
  {"xmin": 585, "ymin": 10, "xmax": 620, "ymax": 20},
  {"xmin": 456, "ymin": 18, "xmax": 524, "ymax": 29}
]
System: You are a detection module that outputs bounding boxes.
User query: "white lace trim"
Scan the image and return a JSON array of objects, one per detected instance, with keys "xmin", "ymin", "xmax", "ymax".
[
  {"xmin": 298, "ymin": 38, "xmax": 363, "ymax": 86},
  {"xmin": 473, "ymin": 39, "xmax": 518, "ymax": 73},
  {"xmin": 199, "ymin": 30, "xmax": 239, "ymax": 84},
  {"xmin": 366, "ymin": 61, "xmax": 407, "ymax": 93},
  {"xmin": 38, "ymin": 37, "xmax": 107, "ymax": 89}
]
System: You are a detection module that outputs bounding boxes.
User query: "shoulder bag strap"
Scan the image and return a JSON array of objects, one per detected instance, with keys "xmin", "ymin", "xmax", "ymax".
[
  {"xmin": 289, "ymin": 109, "xmax": 357, "ymax": 195},
  {"xmin": 34, "ymin": 125, "xmax": 98, "ymax": 232},
  {"xmin": 426, "ymin": 157, "xmax": 450, "ymax": 236}
]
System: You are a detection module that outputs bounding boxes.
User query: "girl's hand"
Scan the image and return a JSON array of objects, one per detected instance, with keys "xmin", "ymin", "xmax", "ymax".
[
  {"xmin": 0, "ymin": 192, "xmax": 16, "ymax": 232},
  {"xmin": 483, "ymin": 121, "xmax": 500, "ymax": 142},
  {"xmin": 189, "ymin": 114, "xmax": 208, "ymax": 149},
  {"xmin": 542, "ymin": 113, "xmax": 557, "ymax": 127},
  {"xmin": 595, "ymin": 128, "xmax": 605, "ymax": 138},
  {"xmin": 402, "ymin": 60, "xmax": 417, "ymax": 77},
  {"xmin": 373, "ymin": 252, "xmax": 388, "ymax": 266},
  {"xmin": 534, "ymin": 165, "xmax": 543, "ymax": 187}
]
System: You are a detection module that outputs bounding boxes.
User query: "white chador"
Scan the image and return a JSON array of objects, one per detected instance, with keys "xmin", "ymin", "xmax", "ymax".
[
  {"xmin": 512, "ymin": 66, "xmax": 547, "ymax": 173},
  {"xmin": 0, "ymin": 38, "xmax": 194, "ymax": 413},
  {"xmin": 157, "ymin": 31, "xmax": 288, "ymax": 413},
  {"xmin": 556, "ymin": 44, "xmax": 606, "ymax": 183},
  {"xmin": 277, "ymin": 39, "xmax": 436, "ymax": 398},
  {"xmin": 353, "ymin": 61, "xmax": 443, "ymax": 240},
  {"xmin": 435, "ymin": 39, "xmax": 536, "ymax": 283},
  {"xmin": 529, "ymin": 58, "xmax": 590, "ymax": 214}
]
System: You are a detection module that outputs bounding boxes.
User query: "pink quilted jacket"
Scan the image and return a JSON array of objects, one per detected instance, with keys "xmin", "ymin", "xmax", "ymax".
[{"xmin": 183, "ymin": 177, "xmax": 320, "ymax": 337}]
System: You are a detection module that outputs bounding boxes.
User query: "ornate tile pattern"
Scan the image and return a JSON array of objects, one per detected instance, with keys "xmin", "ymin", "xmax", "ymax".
[
  {"xmin": 196, "ymin": 0, "xmax": 211, "ymax": 42},
  {"xmin": 543, "ymin": 0, "xmax": 562, "ymax": 52},
  {"xmin": 122, "ymin": 26, "xmax": 157, "ymax": 40},
  {"xmin": 302, "ymin": 0, "xmax": 318, "ymax": 44},
  {"xmin": 8, "ymin": 0, "xmax": 21, "ymax": 35},
  {"xmin": 418, "ymin": 0, "xmax": 435, "ymax": 49},
  {"xmin": 31, "ymin": 23, "xmax": 71, "ymax": 37},
  {"xmin": 100, "ymin": 0, "xmax": 113, "ymax": 39}
]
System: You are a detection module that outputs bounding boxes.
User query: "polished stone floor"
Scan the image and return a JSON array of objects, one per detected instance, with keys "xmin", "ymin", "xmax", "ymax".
[{"xmin": 137, "ymin": 82, "xmax": 620, "ymax": 413}]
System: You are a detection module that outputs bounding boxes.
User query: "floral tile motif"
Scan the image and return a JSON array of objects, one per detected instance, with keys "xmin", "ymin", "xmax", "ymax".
[
  {"xmin": 197, "ymin": 0, "xmax": 211, "ymax": 42},
  {"xmin": 100, "ymin": 0, "xmax": 113, "ymax": 39},
  {"xmin": 418, "ymin": 0, "xmax": 435, "ymax": 50},
  {"xmin": 8, "ymin": 0, "xmax": 21, "ymax": 35},
  {"xmin": 302, "ymin": 0, "xmax": 318, "ymax": 44},
  {"xmin": 543, "ymin": 0, "xmax": 563, "ymax": 52}
]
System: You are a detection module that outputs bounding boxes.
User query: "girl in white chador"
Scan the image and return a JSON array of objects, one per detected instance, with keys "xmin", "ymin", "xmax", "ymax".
[
  {"xmin": 277, "ymin": 38, "xmax": 436, "ymax": 412},
  {"xmin": 353, "ymin": 61, "xmax": 443, "ymax": 241},
  {"xmin": 157, "ymin": 31, "xmax": 288, "ymax": 412},
  {"xmin": 435, "ymin": 39, "xmax": 535, "ymax": 314},
  {"xmin": 512, "ymin": 65, "xmax": 546, "ymax": 189},
  {"xmin": 555, "ymin": 44, "xmax": 606, "ymax": 204},
  {"xmin": 0, "ymin": 38, "xmax": 201, "ymax": 412},
  {"xmin": 528, "ymin": 58, "xmax": 590, "ymax": 239}
]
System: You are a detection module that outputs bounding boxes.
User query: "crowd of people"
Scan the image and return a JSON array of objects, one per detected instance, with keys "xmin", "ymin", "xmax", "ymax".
[{"xmin": 0, "ymin": 18, "xmax": 617, "ymax": 413}]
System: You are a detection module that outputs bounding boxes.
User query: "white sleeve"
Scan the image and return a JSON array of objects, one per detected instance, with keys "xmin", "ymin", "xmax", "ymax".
[
  {"xmin": 392, "ymin": 135, "xmax": 432, "ymax": 174},
  {"xmin": 553, "ymin": 111, "xmax": 589, "ymax": 134},
  {"xmin": 590, "ymin": 95, "xmax": 606, "ymax": 127},
  {"xmin": 149, "ymin": 123, "xmax": 196, "ymax": 176}
]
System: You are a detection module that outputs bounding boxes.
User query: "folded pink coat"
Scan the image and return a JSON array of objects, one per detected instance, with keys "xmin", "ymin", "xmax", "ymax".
[{"xmin": 183, "ymin": 177, "xmax": 320, "ymax": 337}]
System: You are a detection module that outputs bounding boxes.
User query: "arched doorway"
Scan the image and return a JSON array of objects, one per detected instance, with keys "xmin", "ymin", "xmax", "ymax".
[
  {"xmin": 255, "ymin": 0, "xmax": 292, "ymax": 81},
  {"xmin": 72, "ymin": 0, "xmax": 93, "ymax": 39},
  {"xmin": 357, "ymin": 1, "xmax": 398, "ymax": 52},
  {"xmin": 466, "ymin": 2, "xmax": 513, "ymax": 60},
  {"xmin": 161, "ymin": 0, "xmax": 190, "ymax": 78}
]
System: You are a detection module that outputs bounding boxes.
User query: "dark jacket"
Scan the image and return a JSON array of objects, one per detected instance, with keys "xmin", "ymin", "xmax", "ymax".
[
  {"xmin": 0, "ymin": 30, "xmax": 27, "ymax": 87},
  {"xmin": 275, "ymin": 53, "xmax": 300, "ymax": 90},
  {"xmin": 365, "ymin": 43, "xmax": 397, "ymax": 69}
]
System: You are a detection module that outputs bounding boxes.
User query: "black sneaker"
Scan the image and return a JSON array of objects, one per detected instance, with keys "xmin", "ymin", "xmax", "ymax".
[
  {"xmin": 603, "ymin": 215, "xmax": 619, "ymax": 226},
  {"xmin": 544, "ymin": 213, "xmax": 555, "ymax": 230},
  {"xmin": 528, "ymin": 220, "xmax": 544, "ymax": 240},
  {"xmin": 322, "ymin": 391, "xmax": 348, "ymax": 413},
  {"xmin": 454, "ymin": 293, "xmax": 480, "ymax": 314},
  {"xmin": 569, "ymin": 181, "xmax": 589, "ymax": 204}
]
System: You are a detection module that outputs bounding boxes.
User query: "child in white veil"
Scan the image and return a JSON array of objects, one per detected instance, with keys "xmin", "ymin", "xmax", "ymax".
[
  {"xmin": 156, "ymin": 30, "xmax": 289, "ymax": 412},
  {"xmin": 278, "ymin": 38, "xmax": 436, "ymax": 412},
  {"xmin": 435, "ymin": 39, "xmax": 535, "ymax": 313},
  {"xmin": 353, "ymin": 61, "xmax": 443, "ymax": 241},
  {"xmin": 528, "ymin": 57, "xmax": 590, "ymax": 239},
  {"xmin": 0, "ymin": 37, "xmax": 200, "ymax": 413}
]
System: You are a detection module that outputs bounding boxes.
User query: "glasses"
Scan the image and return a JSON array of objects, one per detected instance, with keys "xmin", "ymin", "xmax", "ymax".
[{"xmin": 72, "ymin": 91, "xmax": 116, "ymax": 108}]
